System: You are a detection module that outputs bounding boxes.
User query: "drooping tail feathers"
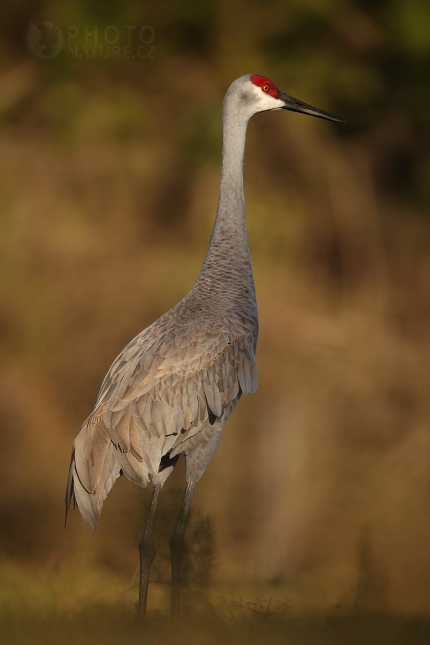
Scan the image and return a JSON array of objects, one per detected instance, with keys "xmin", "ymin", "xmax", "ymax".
[{"xmin": 65, "ymin": 412, "xmax": 150, "ymax": 532}]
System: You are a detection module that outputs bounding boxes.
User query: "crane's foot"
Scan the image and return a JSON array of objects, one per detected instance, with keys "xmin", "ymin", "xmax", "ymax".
[
  {"xmin": 170, "ymin": 535, "xmax": 185, "ymax": 617},
  {"xmin": 138, "ymin": 541, "xmax": 155, "ymax": 620}
]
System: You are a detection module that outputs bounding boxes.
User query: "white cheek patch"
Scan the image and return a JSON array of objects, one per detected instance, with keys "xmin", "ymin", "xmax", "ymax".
[{"xmin": 251, "ymin": 85, "xmax": 283, "ymax": 112}]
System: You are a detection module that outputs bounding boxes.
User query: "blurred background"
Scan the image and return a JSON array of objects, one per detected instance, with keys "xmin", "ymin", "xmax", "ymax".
[{"xmin": 0, "ymin": 0, "xmax": 429, "ymax": 633}]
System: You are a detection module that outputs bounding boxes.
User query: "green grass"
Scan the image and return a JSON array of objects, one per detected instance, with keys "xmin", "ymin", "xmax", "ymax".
[
  {"xmin": 2, "ymin": 603, "xmax": 430, "ymax": 645},
  {"xmin": 1, "ymin": 561, "xmax": 429, "ymax": 645}
]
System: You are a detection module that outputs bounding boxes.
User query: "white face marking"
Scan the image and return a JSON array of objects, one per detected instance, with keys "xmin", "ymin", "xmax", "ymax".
[{"xmin": 249, "ymin": 81, "xmax": 284, "ymax": 113}]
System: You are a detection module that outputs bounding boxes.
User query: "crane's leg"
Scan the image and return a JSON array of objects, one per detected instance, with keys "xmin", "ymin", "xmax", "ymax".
[
  {"xmin": 138, "ymin": 483, "xmax": 162, "ymax": 620},
  {"xmin": 169, "ymin": 481, "xmax": 196, "ymax": 618}
]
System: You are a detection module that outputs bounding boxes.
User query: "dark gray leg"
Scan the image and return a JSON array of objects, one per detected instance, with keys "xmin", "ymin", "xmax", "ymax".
[
  {"xmin": 138, "ymin": 483, "xmax": 162, "ymax": 620},
  {"xmin": 169, "ymin": 481, "xmax": 196, "ymax": 617}
]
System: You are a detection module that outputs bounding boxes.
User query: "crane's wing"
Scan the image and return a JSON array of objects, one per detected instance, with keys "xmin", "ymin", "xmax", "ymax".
[{"xmin": 66, "ymin": 315, "xmax": 258, "ymax": 531}]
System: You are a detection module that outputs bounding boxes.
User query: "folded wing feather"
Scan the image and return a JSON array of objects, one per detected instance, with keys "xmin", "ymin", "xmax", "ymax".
[{"xmin": 66, "ymin": 320, "xmax": 258, "ymax": 532}]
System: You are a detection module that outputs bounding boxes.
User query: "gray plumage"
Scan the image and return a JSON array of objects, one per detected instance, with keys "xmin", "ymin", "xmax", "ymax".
[
  {"xmin": 65, "ymin": 74, "xmax": 344, "ymax": 617},
  {"xmin": 67, "ymin": 310, "xmax": 258, "ymax": 531}
]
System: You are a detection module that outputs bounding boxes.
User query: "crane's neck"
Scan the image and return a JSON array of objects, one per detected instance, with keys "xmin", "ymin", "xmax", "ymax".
[
  {"xmin": 214, "ymin": 112, "xmax": 248, "ymax": 245},
  {"xmin": 196, "ymin": 103, "xmax": 255, "ymax": 297}
]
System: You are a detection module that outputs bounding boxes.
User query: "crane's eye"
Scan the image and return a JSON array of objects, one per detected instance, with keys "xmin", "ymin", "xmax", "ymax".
[{"xmin": 263, "ymin": 84, "xmax": 270, "ymax": 92}]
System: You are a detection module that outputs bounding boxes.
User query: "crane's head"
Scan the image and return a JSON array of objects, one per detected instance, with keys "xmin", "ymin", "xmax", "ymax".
[{"xmin": 226, "ymin": 74, "xmax": 345, "ymax": 124}]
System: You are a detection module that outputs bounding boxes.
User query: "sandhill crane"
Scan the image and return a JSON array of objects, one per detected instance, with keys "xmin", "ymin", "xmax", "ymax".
[{"xmin": 65, "ymin": 74, "xmax": 344, "ymax": 619}]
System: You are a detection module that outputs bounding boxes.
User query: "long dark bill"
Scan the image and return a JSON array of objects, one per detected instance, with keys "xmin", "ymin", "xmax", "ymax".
[{"xmin": 279, "ymin": 91, "xmax": 345, "ymax": 124}]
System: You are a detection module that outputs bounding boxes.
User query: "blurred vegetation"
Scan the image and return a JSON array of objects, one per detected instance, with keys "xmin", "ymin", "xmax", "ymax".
[{"xmin": 0, "ymin": 0, "xmax": 429, "ymax": 638}]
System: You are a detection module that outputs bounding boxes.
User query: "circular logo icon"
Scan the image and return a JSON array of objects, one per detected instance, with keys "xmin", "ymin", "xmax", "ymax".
[{"xmin": 26, "ymin": 22, "xmax": 63, "ymax": 60}]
